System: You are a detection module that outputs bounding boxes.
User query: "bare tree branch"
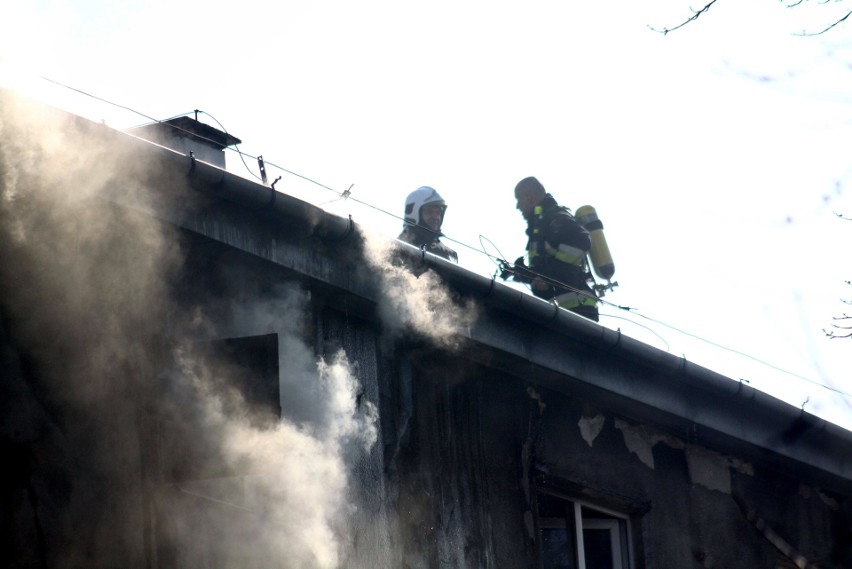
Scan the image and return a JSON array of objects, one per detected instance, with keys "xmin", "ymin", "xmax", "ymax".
[
  {"xmin": 794, "ymin": 8, "xmax": 852, "ymax": 35},
  {"xmin": 826, "ymin": 281, "xmax": 852, "ymax": 338},
  {"xmin": 649, "ymin": 0, "xmax": 719, "ymax": 35},
  {"xmin": 826, "ymin": 328, "xmax": 852, "ymax": 339},
  {"xmin": 825, "ymin": 312, "xmax": 852, "ymax": 338},
  {"xmin": 660, "ymin": 0, "xmax": 850, "ymax": 36}
]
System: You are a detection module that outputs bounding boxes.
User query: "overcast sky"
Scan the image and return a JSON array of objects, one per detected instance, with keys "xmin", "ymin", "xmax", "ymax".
[{"xmin": 4, "ymin": 0, "xmax": 852, "ymax": 430}]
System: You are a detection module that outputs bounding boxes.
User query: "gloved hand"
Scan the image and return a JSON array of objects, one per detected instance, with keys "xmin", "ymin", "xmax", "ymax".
[
  {"xmin": 498, "ymin": 259, "xmax": 514, "ymax": 281},
  {"xmin": 500, "ymin": 257, "xmax": 535, "ymax": 283}
]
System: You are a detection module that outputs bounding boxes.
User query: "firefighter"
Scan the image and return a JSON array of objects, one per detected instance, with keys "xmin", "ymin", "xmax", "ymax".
[
  {"xmin": 510, "ymin": 176, "xmax": 599, "ymax": 321},
  {"xmin": 398, "ymin": 186, "xmax": 458, "ymax": 263}
]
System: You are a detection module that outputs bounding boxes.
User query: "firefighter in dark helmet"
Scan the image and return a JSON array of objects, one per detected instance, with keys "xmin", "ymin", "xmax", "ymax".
[
  {"xmin": 508, "ymin": 176, "xmax": 599, "ymax": 321},
  {"xmin": 398, "ymin": 186, "xmax": 458, "ymax": 263}
]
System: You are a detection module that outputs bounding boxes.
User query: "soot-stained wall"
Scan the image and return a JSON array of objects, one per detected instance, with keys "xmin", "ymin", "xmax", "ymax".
[
  {"xmin": 4, "ymin": 238, "xmax": 852, "ymax": 569},
  {"xmin": 390, "ymin": 352, "xmax": 531, "ymax": 569},
  {"xmin": 384, "ymin": 351, "xmax": 852, "ymax": 569}
]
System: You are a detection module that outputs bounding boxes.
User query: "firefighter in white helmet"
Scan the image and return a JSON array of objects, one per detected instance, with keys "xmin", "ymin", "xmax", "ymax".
[{"xmin": 398, "ymin": 186, "xmax": 458, "ymax": 263}]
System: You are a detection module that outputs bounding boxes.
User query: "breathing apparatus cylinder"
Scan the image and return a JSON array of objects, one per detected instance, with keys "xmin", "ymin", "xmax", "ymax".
[{"xmin": 575, "ymin": 205, "xmax": 615, "ymax": 280}]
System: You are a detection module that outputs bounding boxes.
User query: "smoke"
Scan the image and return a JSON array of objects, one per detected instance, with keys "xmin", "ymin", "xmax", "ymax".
[
  {"xmin": 0, "ymin": 91, "xmax": 378, "ymax": 568},
  {"xmin": 359, "ymin": 227, "xmax": 479, "ymax": 348},
  {"xmin": 0, "ymin": 90, "xmax": 181, "ymax": 567},
  {"xmin": 169, "ymin": 332, "xmax": 377, "ymax": 568},
  {"xmin": 223, "ymin": 288, "xmax": 378, "ymax": 447}
]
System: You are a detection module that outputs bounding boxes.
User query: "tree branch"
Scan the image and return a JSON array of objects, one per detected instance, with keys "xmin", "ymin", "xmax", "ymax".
[
  {"xmin": 649, "ymin": 0, "xmax": 720, "ymax": 35},
  {"xmin": 792, "ymin": 7, "xmax": 852, "ymax": 36}
]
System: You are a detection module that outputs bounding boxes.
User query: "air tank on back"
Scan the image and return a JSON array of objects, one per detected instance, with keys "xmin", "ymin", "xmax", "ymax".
[{"xmin": 575, "ymin": 205, "xmax": 615, "ymax": 280}]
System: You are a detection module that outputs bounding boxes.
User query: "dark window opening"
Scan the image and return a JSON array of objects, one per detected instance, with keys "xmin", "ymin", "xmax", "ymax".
[{"xmin": 537, "ymin": 492, "xmax": 632, "ymax": 569}]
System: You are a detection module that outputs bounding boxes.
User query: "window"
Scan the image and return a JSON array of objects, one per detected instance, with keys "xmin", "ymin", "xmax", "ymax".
[{"xmin": 537, "ymin": 492, "xmax": 633, "ymax": 569}]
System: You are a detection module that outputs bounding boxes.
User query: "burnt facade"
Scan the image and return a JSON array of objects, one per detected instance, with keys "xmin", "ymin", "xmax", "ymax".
[{"xmin": 2, "ymin": 91, "xmax": 851, "ymax": 568}]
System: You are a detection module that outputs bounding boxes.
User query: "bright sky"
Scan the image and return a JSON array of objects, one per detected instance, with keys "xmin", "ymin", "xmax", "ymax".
[{"xmin": 3, "ymin": 0, "xmax": 852, "ymax": 430}]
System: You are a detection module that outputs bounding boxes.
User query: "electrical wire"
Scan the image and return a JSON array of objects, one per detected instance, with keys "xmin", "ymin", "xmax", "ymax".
[
  {"xmin": 40, "ymin": 75, "xmax": 164, "ymax": 124},
  {"xmin": 479, "ymin": 235, "xmax": 507, "ymax": 265},
  {"xmin": 35, "ymin": 75, "xmax": 852, "ymax": 405},
  {"xmin": 40, "ymin": 76, "xmax": 263, "ymax": 184},
  {"xmin": 127, "ymin": 107, "xmax": 265, "ymax": 183},
  {"xmin": 195, "ymin": 110, "xmax": 264, "ymax": 183},
  {"xmin": 625, "ymin": 308, "xmax": 852, "ymax": 399},
  {"xmin": 600, "ymin": 313, "xmax": 671, "ymax": 352}
]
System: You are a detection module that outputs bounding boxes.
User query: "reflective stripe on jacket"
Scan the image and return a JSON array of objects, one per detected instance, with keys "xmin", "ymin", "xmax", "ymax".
[
  {"xmin": 526, "ymin": 197, "xmax": 597, "ymax": 310},
  {"xmin": 554, "ymin": 291, "xmax": 599, "ymax": 310}
]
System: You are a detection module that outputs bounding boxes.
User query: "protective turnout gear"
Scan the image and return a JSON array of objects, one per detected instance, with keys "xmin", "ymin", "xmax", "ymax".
[
  {"xmin": 398, "ymin": 186, "xmax": 458, "ymax": 263},
  {"xmin": 510, "ymin": 192, "xmax": 599, "ymax": 321}
]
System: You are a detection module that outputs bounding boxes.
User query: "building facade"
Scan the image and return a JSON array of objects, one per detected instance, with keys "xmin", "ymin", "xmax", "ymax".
[{"xmin": 1, "ymin": 91, "xmax": 851, "ymax": 568}]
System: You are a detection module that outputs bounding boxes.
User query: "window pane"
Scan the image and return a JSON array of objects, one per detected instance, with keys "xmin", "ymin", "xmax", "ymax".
[
  {"xmin": 542, "ymin": 528, "xmax": 576, "ymax": 569},
  {"xmin": 583, "ymin": 528, "xmax": 614, "ymax": 569}
]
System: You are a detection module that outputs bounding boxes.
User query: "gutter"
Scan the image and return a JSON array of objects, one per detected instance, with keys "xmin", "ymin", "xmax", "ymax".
[
  {"xmin": 183, "ymin": 152, "xmax": 355, "ymax": 242},
  {"xmin": 119, "ymin": 128, "xmax": 355, "ymax": 242}
]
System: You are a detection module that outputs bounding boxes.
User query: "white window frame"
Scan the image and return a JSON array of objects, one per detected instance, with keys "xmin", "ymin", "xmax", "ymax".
[{"xmin": 537, "ymin": 494, "xmax": 633, "ymax": 569}]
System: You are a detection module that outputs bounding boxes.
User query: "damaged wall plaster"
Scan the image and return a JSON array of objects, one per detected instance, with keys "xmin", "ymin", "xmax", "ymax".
[
  {"xmin": 578, "ymin": 414, "xmax": 606, "ymax": 448},
  {"xmin": 686, "ymin": 446, "xmax": 731, "ymax": 494},
  {"xmin": 614, "ymin": 418, "xmax": 659, "ymax": 469},
  {"xmin": 614, "ymin": 418, "xmax": 752, "ymax": 494}
]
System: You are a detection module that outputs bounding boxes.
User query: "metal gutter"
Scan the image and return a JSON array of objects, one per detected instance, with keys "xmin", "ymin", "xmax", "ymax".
[{"xmin": 118, "ymin": 128, "xmax": 356, "ymax": 242}]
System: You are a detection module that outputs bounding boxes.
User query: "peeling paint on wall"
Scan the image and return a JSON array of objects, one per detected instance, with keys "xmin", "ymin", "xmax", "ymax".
[
  {"xmin": 578, "ymin": 414, "xmax": 606, "ymax": 448},
  {"xmin": 729, "ymin": 457, "xmax": 753, "ymax": 477},
  {"xmin": 614, "ymin": 417, "xmax": 754, "ymax": 495},
  {"xmin": 686, "ymin": 446, "xmax": 731, "ymax": 494},
  {"xmin": 614, "ymin": 418, "xmax": 656, "ymax": 469},
  {"xmin": 526, "ymin": 386, "xmax": 546, "ymax": 413},
  {"xmin": 817, "ymin": 489, "xmax": 840, "ymax": 511},
  {"xmin": 797, "ymin": 482, "xmax": 841, "ymax": 511},
  {"xmin": 653, "ymin": 431, "xmax": 684, "ymax": 450}
]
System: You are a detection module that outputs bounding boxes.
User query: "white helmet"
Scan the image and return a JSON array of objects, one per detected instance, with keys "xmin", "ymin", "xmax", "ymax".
[{"xmin": 403, "ymin": 186, "xmax": 447, "ymax": 229}]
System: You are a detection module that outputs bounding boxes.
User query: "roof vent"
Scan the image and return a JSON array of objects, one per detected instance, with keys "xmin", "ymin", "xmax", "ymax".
[{"xmin": 128, "ymin": 115, "xmax": 241, "ymax": 169}]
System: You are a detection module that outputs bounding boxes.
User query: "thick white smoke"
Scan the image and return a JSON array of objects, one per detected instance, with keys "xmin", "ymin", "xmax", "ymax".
[
  {"xmin": 171, "ymin": 334, "xmax": 377, "ymax": 568},
  {"xmin": 359, "ymin": 227, "xmax": 479, "ymax": 348}
]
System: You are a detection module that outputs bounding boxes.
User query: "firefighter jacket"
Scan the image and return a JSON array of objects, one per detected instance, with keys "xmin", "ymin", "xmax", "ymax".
[
  {"xmin": 525, "ymin": 194, "xmax": 598, "ymax": 317},
  {"xmin": 398, "ymin": 226, "xmax": 459, "ymax": 263}
]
